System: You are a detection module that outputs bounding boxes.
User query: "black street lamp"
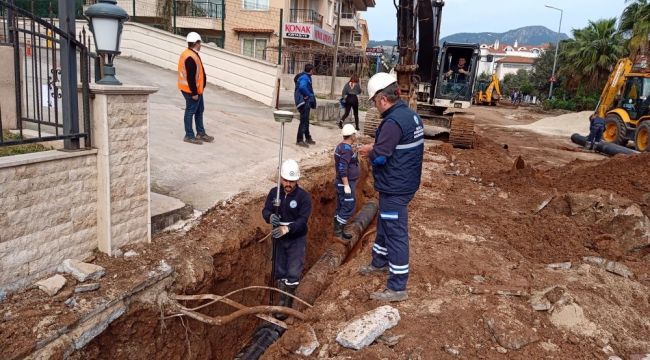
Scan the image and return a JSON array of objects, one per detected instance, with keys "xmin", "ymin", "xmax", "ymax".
[{"xmin": 84, "ymin": 0, "xmax": 129, "ymax": 85}]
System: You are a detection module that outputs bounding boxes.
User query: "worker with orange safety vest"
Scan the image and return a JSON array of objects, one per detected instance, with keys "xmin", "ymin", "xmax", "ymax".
[{"xmin": 177, "ymin": 32, "xmax": 214, "ymax": 144}]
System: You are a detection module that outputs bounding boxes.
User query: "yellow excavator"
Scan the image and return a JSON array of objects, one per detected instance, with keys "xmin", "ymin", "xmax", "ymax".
[
  {"xmin": 473, "ymin": 74, "xmax": 501, "ymax": 106},
  {"xmin": 599, "ymin": 52, "xmax": 650, "ymax": 151}
]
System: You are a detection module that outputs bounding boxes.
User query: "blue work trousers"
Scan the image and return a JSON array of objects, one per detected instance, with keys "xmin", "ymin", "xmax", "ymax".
[
  {"xmin": 335, "ymin": 180, "xmax": 357, "ymax": 224},
  {"xmin": 371, "ymin": 192, "xmax": 415, "ymax": 291},
  {"xmin": 297, "ymin": 106, "xmax": 312, "ymax": 143},
  {"xmin": 182, "ymin": 92, "xmax": 205, "ymax": 139},
  {"xmin": 274, "ymin": 235, "xmax": 305, "ymax": 286},
  {"xmin": 586, "ymin": 120, "xmax": 605, "ymax": 149}
]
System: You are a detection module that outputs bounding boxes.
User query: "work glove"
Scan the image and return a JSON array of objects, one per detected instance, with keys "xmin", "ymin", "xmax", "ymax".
[
  {"xmin": 344, "ymin": 184, "xmax": 352, "ymax": 195},
  {"xmin": 270, "ymin": 214, "xmax": 281, "ymax": 227},
  {"xmin": 272, "ymin": 225, "xmax": 289, "ymax": 239}
]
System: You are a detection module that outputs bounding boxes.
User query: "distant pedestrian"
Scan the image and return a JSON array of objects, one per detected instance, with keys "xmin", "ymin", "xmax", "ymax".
[
  {"xmin": 338, "ymin": 74, "xmax": 362, "ymax": 131},
  {"xmin": 333, "ymin": 124, "xmax": 360, "ymax": 240},
  {"xmin": 358, "ymin": 72, "xmax": 424, "ymax": 302},
  {"xmin": 585, "ymin": 113, "xmax": 605, "ymax": 150},
  {"xmin": 294, "ymin": 64, "xmax": 317, "ymax": 148},
  {"xmin": 177, "ymin": 32, "xmax": 214, "ymax": 145}
]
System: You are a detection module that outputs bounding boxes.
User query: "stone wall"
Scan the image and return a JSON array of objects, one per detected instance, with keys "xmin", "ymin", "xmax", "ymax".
[
  {"xmin": 0, "ymin": 151, "xmax": 98, "ymax": 292},
  {"xmin": 0, "ymin": 45, "xmax": 17, "ymax": 131}
]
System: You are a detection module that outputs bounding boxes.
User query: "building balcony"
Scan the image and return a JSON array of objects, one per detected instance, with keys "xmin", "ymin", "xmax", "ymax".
[
  {"xmin": 352, "ymin": 0, "xmax": 375, "ymax": 11},
  {"xmin": 340, "ymin": 12, "xmax": 359, "ymax": 30},
  {"xmin": 289, "ymin": 8, "xmax": 323, "ymax": 28}
]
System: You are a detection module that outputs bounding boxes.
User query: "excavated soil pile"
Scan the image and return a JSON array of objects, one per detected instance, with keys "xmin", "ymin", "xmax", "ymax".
[
  {"xmin": 507, "ymin": 111, "xmax": 591, "ymax": 137},
  {"xmin": 265, "ymin": 137, "xmax": 650, "ymax": 360}
]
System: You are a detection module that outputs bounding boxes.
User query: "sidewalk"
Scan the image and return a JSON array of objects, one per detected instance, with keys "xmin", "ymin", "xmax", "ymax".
[{"xmin": 115, "ymin": 57, "xmax": 344, "ymax": 211}]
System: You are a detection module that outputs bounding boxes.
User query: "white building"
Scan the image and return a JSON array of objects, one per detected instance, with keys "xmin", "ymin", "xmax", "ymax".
[{"xmin": 476, "ymin": 39, "xmax": 549, "ymax": 80}]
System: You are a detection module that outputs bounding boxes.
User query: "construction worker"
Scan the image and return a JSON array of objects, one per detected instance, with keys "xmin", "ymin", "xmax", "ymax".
[
  {"xmin": 334, "ymin": 124, "xmax": 360, "ymax": 240},
  {"xmin": 177, "ymin": 32, "xmax": 214, "ymax": 145},
  {"xmin": 358, "ymin": 72, "xmax": 424, "ymax": 302},
  {"xmin": 585, "ymin": 113, "xmax": 605, "ymax": 150},
  {"xmin": 262, "ymin": 159, "xmax": 312, "ymax": 312},
  {"xmin": 294, "ymin": 64, "xmax": 317, "ymax": 148}
]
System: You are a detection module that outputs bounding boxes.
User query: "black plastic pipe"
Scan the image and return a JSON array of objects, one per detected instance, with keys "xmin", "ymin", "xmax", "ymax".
[{"xmin": 571, "ymin": 133, "xmax": 639, "ymax": 155}]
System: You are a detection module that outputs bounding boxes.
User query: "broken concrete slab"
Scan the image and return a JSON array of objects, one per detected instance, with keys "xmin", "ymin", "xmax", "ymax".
[
  {"xmin": 34, "ymin": 275, "xmax": 67, "ymax": 296},
  {"xmin": 546, "ymin": 262, "xmax": 572, "ymax": 270},
  {"xmin": 294, "ymin": 324, "xmax": 319, "ymax": 356},
  {"xmin": 583, "ymin": 256, "xmax": 607, "ymax": 267},
  {"xmin": 604, "ymin": 261, "xmax": 634, "ymax": 279},
  {"xmin": 336, "ymin": 305, "xmax": 400, "ymax": 350},
  {"xmin": 124, "ymin": 250, "xmax": 139, "ymax": 258},
  {"xmin": 58, "ymin": 259, "xmax": 105, "ymax": 282},
  {"xmin": 550, "ymin": 302, "xmax": 600, "ymax": 338},
  {"xmin": 75, "ymin": 283, "xmax": 100, "ymax": 293},
  {"xmin": 483, "ymin": 312, "xmax": 539, "ymax": 350}
]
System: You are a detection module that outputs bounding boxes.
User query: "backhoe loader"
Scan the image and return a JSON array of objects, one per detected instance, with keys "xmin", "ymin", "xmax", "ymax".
[
  {"xmin": 598, "ymin": 52, "xmax": 650, "ymax": 151},
  {"xmin": 473, "ymin": 73, "xmax": 501, "ymax": 106}
]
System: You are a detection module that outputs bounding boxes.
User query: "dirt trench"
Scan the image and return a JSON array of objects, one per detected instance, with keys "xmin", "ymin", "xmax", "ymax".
[{"xmin": 70, "ymin": 160, "xmax": 375, "ymax": 360}]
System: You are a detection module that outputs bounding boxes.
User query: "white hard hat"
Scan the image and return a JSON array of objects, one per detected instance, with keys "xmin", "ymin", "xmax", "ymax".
[
  {"xmin": 367, "ymin": 72, "xmax": 397, "ymax": 100},
  {"xmin": 281, "ymin": 159, "xmax": 300, "ymax": 181},
  {"xmin": 186, "ymin": 32, "xmax": 202, "ymax": 43},
  {"xmin": 342, "ymin": 124, "xmax": 356, "ymax": 136}
]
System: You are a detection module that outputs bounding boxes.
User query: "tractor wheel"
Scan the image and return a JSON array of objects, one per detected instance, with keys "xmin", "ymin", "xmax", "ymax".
[
  {"xmin": 603, "ymin": 114, "xmax": 628, "ymax": 146},
  {"xmin": 635, "ymin": 121, "xmax": 650, "ymax": 151}
]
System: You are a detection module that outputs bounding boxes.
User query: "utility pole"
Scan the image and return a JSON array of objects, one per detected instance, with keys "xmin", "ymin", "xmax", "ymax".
[
  {"xmin": 545, "ymin": 4, "xmax": 563, "ymax": 100},
  {"xmin": 329, "ymin": 0, "xmax": 341, "ymax": 99}
]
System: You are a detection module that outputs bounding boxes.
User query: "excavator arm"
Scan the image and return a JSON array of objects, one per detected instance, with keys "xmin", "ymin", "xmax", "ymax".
[
  {"xmin": 484, "ymin": 74, "xmax": 501, "ymax": 102},
  {"xmin": 596, "ymin": 58, "xmax": 633, "ymax": 117}
]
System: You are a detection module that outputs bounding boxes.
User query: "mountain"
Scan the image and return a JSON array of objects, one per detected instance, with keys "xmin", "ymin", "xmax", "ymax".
[
  {"xmin": 440, "ymin": 26, "xmax": 569, "ymax": 45},
  {"xmin": 368, "ymin": 26, "xmax": 569, "ymax": 48}
]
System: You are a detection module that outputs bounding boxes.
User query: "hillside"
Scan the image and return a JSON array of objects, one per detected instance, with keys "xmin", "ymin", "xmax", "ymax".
[{"xmin": 369, "ymin": 25, "xmax": 569, "ymax": 47}]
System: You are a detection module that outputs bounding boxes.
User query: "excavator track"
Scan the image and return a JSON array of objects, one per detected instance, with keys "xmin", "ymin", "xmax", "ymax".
[{"xmin": 448, "ymin": 116, "xmax": 476, "ymax": 149}]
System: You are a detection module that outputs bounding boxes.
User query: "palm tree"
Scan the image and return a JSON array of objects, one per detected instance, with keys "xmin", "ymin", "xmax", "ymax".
[
  {"xmin": 619, "ymin": 0, "xmax": 650, "ymax": 55},
  {"xmin": 561, "ymin": 18, "xmax": 626, "ymax": 92}
]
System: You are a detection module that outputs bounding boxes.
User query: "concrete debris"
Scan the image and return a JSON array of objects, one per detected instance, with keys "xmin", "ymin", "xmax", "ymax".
[
  {"xmin": 64, "ymin": 297, "xmax": 77, "ymax": 308},
  {"xmin": 483, "ymin": 312, "xmax": 539, "ymax": 350},
  {"xmin": 336, "ymin": 305, "xmax": 400, "ymax": 350},
  {"xmin": 124, "ymin": 250, "xmax": 139, "ymax": 258},
  {"xmin": 530, "ymin": 297, "xmax": 551, "ymax": 311},
  {"xmin": 444, "ymin": 345, "xmax": 460, "ymax": 356},
  {"xmin": 58, "ymin": 259, "xmax": 106, "ymax": 282},
  {"xmin": 75, "ymin": 283, "xmax": 100, "ymax": 293},
  {"xmin": 622, "ymin": 204, "xmax": 645, "ymax": 218},
  {"xmin": 339, "ymin": 290, "xmax": 350, "ymax": 299},
  {"xmin": 546, "ymin": 262, "xmax": 572, "ymax": 270},
  {"xmin": 294, "ymin": 324, "xmax": 319, "ymax": 356},
  {"xmin": 602, "ymin": 345, "xmax": 615, "ymax": 355},
  {"xmin": 582, "ymin": 257, "xmax": 634, "ymax": 278},
  {"xmin": 550, "ymin": 302, "xmax": 601, "ymax": 338},
  {"xmin": 377, "ymin": 334, "xmax": 404, "ymax": 347},
  {"xmin": 113, "ymin": 249, "xmax": 123, "ymax": 258},
  {"xmin": 539, "ymin": 341, "xmax": 559, "ymax": 352},
  {"xmin": 534, "ymin": 191, "xmax": 556, "ymax": 214},
  {"xmin": 472, "ymin": 275, "xmax": 486, "ymax": 283},
  {"xmin": 497, "ymin": 192, "xmax": 509, "ymax": 199},
  {"xmin": 496, "ymin": 346, "xmax": 508, "ymax": 354},
  {"xmin": 34, "ymin": 275, "xmax": 67, "ymax": 296}
]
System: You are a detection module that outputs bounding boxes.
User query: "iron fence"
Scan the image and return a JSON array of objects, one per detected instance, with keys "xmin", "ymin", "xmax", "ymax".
[
  {"xmin": 0, "ymin": 0, "xmax": 92, "ymax": 149},
  {"xmin": 289, "ymin": 8, "xmax": 322, "ymax": 27},
  {"xmin": 175, "ymin": 0, "xmax": 223, "ymax": 19}
]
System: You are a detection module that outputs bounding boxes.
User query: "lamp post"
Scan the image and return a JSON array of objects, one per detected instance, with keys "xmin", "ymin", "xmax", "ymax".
[
  {"xmin": 545, "ymin": 4, "xmax": 563, "ymax": 100},
  {"xmin": 85, "ymin": 0, "xmax": 129, "ymax": 85}
]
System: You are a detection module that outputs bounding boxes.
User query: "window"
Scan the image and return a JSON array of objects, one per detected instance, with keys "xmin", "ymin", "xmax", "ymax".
[
  {"xmin": 243, "ymin": 0, "xmax": 268, "ymax": 10},
  {"xmin": 242, "ymin": 38, "xmax": 268, "ymax": 60}
]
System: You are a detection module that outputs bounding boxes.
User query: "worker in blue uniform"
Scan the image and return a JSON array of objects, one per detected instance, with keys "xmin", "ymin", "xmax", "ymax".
[
  {"xmin": 358, "ymin": 72, "xmax": 424, "ymax": 302},
  {"xmin": 262, "ymin": 159, "xmax": 312, "ymax": 314},
  {"xmin": 334, "ymin": 124, "xmax": 360, "ymax": 240}
]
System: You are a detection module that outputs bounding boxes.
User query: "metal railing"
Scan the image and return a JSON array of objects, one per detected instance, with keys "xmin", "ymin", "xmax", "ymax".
[
  {"xmin": 176, "ymin": 0, "xmax": 223, "ymax": 18},
  {"xmin": 0, "ymin": 0, "xmax": 92, "ymax": 149},
  {"xmin": 289, "ymin": 9, "xmax": 322, "ymax": 27}
]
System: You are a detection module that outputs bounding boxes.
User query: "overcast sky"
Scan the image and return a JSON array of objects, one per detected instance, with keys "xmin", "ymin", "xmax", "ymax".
[{"xmin": 363, "ymin": 0, "xmax": 628, "ymax": 41}]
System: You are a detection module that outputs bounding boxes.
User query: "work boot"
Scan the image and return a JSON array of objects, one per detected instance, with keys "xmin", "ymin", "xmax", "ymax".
[
  {"xmin": 334, "ymin": 221, "xmax": 352, "ymax": 240},
  {"xmin": 275, "ymin": 283, "xmax": 297, "ymax": 320},
  {"xmin": 183, "ymin": 136, "xmax": 203, "ymax": 145},
  {"xmin": 196, "ymin": 133, "xmax": 214, "ymax": 143},
  {"xmin": 358, "ymin": 264, "xmax": 389, "ymax": 275},
  {"xmin": 305, "ymin": 137, "xmax": 316, "ymax": 145},
  {"xmin": 296, "ymin": 141, "xmax": 309, "ymax": 148},
  {"xmin": 337, "ymin": 120, "xmax": 343, "ymax": 129},
  {"xmin": 370, "ymin": 288, "xmax": 408, "ymax": 302}
]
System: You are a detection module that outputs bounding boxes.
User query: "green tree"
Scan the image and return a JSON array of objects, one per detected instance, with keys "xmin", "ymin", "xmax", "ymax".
[
  {"xmin": 620, "ymin": 0, "xmax": 650, "ymax": 55},
  {"xmin": 531, "ymin": 44, "xmax": 560, "ymax": 100},
  {"xmin": 501, "ymin": 69, "xmax": 535, "ymax": 97},
  {"xmin": 561, "ymin": 18, "xmax": 626, "ymax": 92}
]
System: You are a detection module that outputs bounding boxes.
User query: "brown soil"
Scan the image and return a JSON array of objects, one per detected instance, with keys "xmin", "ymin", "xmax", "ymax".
[{"xmin": 2, "ymin": 106, "xmax": 649, "ymax": 360}]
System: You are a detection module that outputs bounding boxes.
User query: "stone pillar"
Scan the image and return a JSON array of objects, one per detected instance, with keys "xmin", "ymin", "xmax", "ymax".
[
  {"xmin": 90, "ymin": 84, "xmax": 157, "ymax": 255},
  {"xmin": 0, "ymin": 45, "xmax": 17, "ymax": 131}
]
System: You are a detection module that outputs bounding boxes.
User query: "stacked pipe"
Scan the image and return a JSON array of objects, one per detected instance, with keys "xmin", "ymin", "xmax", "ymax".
[
  {"xmin": 235, "ymin": 201, "xmax": 379, "ymax": 360},
  {"xmin": 570, "ymin": 133, "xmax": 639, "ymax": 155}
]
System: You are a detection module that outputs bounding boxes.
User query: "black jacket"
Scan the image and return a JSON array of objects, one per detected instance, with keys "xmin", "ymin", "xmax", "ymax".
[{"xmin": 262, "ymin": 186, "xmax": 312, "ymax": 239}]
